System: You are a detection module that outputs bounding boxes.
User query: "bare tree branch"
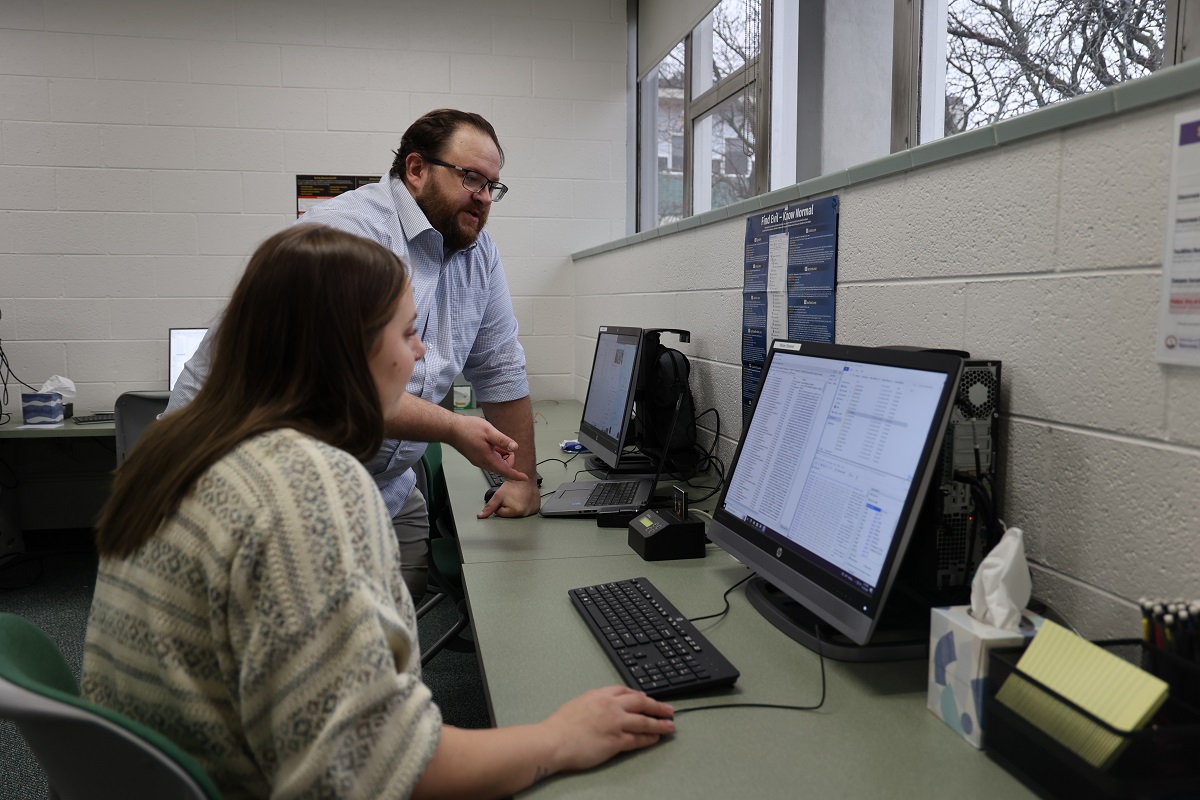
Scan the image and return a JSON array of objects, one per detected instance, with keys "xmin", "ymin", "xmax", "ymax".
[{"xmin": 947, "ymin": 0, "xmax": 1164, "ymax": 132}]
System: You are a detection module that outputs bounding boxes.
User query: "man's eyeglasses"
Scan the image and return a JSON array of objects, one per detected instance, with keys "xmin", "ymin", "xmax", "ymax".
[{"xmin": 423, "ymin": 156, "xmax": 508, "ymax": 202}]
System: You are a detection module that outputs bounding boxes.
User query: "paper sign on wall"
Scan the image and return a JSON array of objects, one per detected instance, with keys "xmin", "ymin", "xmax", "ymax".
[{"xmin": 1156, "ymin": 110, "xmax": 1200, "ymax": 367}]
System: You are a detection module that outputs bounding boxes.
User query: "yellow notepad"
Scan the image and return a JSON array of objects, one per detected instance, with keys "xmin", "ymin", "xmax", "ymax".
[{"xmin": 996, "ymin": 620, "xmax": 1169, "ymax": 770}]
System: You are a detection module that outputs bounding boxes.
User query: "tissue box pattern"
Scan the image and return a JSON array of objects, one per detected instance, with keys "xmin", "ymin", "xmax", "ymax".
[
  {"xmin": 21, "ymin": 392, "xmax": 64, "ymax": 425},
  {"xmin": 927, "ymin": 605, "xmax": 1041, "ymax": 748}
]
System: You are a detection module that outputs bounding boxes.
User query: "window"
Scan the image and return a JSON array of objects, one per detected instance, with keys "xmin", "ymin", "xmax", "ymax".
[
  {"xmin": 639, "ymin": 0, "xmax": 772, "ymax": 229},
  {"xmin": 907, "ymin": 0, "xmax": 1176, "ymax": 147},
  {"xmin": 636, "ymin": 0, "xmax": 1189, "ymax": 234}
]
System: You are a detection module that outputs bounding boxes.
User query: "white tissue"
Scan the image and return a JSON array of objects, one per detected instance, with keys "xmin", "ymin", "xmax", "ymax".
[
  {"xmin": 969, "ymin": 526, "xmax": 1032, "ymax": 631},
  {"xmin": 38, "ymin": 375, "xmax": 76, "ymax": 399}
]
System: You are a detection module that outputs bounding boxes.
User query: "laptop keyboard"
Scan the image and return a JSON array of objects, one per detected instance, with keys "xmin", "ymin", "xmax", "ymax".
[{"xmin": 585, "ymin": 480, "xmax": 640, "ymax": 507}]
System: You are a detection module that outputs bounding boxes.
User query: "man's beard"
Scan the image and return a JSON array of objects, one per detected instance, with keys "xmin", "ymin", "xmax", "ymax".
[{"xmin": 418, "ymin": 186, "xmax": 489, "ymax": 253}]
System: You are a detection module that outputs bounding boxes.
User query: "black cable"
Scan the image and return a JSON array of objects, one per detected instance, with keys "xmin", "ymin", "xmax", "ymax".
[
  {"xmin": 953, "ymin": 470, "xmax": 996, "ymax": 551},
  {"xmin": 0, "ymin": 308, "xmax": 39, "ymax": 418},
  {"xmin": 536, "ymin": 453, "xmax": 578, "ymax": 469},
  {"xmin": 671, "ymin": 573, "xmax": 828, "ymax": 716},
  {"xmin": 685, "ymin": 455, "xmax": 725, "ymax": 503},
  {"xmin": 687, "ymin": 572, "xmax": 754, "ymax": 622},
  {"xmin": 673, "ymin": 625, "xmax": 827, "ymax": 717}
]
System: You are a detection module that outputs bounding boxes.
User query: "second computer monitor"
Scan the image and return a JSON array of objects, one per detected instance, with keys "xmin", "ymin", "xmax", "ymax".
[
  {"xmin": 169, "ymin": 327, "xmax": 208, "ymax": 391},
  {"xmin": 577, "ymin": 325, "xmax": 652, "ymax": 475}
]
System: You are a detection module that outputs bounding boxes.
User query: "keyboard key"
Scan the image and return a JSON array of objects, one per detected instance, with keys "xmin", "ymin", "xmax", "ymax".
[{"xmin": 568, "ymin": 577, "xmax": 739, "ymax": 699}]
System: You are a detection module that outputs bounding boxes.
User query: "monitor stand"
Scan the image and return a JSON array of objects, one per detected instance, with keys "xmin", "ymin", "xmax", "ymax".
[
  {"xmin": 585, "ymin": 453, "xmax": 656, "ymax": 478},
  {"xmin": 745, "ymin": 577, "xmax": 929, "ymax": 662}
]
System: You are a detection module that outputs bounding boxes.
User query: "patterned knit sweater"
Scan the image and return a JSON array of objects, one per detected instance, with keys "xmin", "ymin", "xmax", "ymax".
[{"xmin": 83, "ymin": 428, "xmax": 442, "ymax": 799}]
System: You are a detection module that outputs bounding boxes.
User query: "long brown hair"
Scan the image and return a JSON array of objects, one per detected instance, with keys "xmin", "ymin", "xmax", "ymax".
[{"xmin": 96, "ymin": 225, "xmax": 410, "ymax": 559}]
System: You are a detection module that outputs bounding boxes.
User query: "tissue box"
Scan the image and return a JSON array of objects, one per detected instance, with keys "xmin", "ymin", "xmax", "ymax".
[
  {"xmin": 21, "ymin": 392, "xmax": 64, "ymax": 425},
  {"xmin": 927, "ymin": 605, "xmax": 1042, "ymax": 748}
]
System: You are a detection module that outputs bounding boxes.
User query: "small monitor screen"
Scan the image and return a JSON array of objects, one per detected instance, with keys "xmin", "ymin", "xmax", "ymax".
[
  {"xmin": 577, "ymin": 326, "xmax": 644, "ymax": 472},
  {"xmin": 709, "ymin": 341, "xmax": 962, "ymax": 655},
  {"xmin": 169, "ymin": 328, "xmax": 208, "ymax": 391}
]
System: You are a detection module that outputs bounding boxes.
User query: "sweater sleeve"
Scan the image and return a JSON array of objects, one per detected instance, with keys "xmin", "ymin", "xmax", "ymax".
[{"xmin": 224, "ymin": 433, "xmax": 441, "ymax": 800}]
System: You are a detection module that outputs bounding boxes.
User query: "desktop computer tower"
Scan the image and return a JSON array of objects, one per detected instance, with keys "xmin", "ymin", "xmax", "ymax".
[{"xmin": 902, "ymin": 358, "xmax": 1002, "ymax": 602}]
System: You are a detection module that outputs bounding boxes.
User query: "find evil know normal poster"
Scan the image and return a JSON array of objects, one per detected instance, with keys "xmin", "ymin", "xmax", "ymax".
[{"xmin": 742, "ymin": 196, "xmax": 839, "ymax": 420}]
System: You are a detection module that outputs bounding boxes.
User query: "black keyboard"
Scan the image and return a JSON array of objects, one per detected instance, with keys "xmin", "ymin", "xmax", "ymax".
[
  {"xmin": 482, "ymin": 469, "xmax": 543, "ymax": 488},
  {"xmin": 569, "ymin": 577, "xmax": 739, "ymax": 698},
  {"xmin": 74, "ymin": 412, "xmax": 115, "ymax": 424},
  {"xmin": 585, "ymin": 480, "xmax": 639, "ymax": 507}
]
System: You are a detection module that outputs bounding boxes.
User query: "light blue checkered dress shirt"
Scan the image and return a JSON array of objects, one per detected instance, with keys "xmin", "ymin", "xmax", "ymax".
[{"xmin": 167, "ymin": 173, "xmax": 529, "ymax": 516}]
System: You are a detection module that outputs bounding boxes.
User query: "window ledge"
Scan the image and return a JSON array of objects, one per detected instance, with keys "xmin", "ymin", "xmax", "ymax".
[{"xmin": 573, "ymin": 57, "xmax": 1200, "ymax": 262}]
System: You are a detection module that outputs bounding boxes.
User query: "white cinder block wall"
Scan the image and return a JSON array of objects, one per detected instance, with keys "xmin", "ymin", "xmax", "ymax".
[
  {"xmin": 575, "ymin": 91, "xmax": 1200, "ymax": 639},
  {"xmin": 0, "ymin": 0, "xmax": 628, "ymax": 413}
]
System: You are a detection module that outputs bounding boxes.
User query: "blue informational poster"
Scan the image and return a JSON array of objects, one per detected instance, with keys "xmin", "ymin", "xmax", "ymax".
[{"xmin": 742, "ymin": 195, "xmax": 839, "ymax": 418}]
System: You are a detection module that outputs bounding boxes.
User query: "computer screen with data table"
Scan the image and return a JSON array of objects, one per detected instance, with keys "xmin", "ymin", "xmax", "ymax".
[{"xmin": 709, "ymin": 340, "xmax": 962, "ymax": 659}]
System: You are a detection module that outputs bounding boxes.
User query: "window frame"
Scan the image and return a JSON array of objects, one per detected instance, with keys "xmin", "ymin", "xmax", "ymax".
[{"xmin": 638, "ymin": 0, "xmax": 773, "ymax": 229}]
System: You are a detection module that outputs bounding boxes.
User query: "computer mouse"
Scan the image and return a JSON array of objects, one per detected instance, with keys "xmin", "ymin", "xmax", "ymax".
[{"xmin": 484, "ymin": 487, "xmax": 497, "ymax": 503}]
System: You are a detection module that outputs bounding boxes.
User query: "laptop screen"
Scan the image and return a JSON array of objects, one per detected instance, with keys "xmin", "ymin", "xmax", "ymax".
[
  {"xmin": 577, "ymin": 326, "xmax": 643, "ymax": 471},
  {"xmin": 169, "ymin": 328, "xmax": 208, "ymax": 391}
]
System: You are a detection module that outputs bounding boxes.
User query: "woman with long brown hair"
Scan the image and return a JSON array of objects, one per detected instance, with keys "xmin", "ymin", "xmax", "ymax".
[{"xmin": 83, "ymin": 225, "xmax": 674, "ymax": 799}]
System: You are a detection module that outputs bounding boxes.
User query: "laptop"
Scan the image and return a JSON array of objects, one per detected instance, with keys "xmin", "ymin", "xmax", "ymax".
[
  {"xmin": 539, "ymin": 467, "xmax": 658, "ymax": 518},
  {"xmin": 544, "ymin": 326, "xmax": 686, "ymax": 520}
]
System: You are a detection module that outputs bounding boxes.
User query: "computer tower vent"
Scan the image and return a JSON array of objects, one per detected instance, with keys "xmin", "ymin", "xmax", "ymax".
[{"xmin": 955, "ymin": 363, "xmax": 999, "ymax": 420}]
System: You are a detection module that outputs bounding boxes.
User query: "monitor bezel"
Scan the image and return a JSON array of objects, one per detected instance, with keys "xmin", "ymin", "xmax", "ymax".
[
  {"xmin": 708, "ymin": 340, "xmax": 963, "ymax": 647},
  {"xmin": 577, "ymin": 325, "xmax": 645, "ymax": 472}
]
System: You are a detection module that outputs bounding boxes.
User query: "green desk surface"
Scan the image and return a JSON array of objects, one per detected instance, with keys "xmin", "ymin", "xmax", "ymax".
[
  {"xmin": 444, "ymin": 402, "xmax": 1034, "ymax": 798},
  {"xmin": 462, "ymin": 551, "xmax": 1035, "ymax": 799}
]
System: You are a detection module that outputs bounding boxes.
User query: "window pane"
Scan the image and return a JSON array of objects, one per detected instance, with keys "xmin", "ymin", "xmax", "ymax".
[
  {"xmin": 653, "ymin": 43, "xmax": 686, "ymax": 226},
  {"xmin": 694, "ymin": 91, "xmax": 756, "ymax": 215},
  {"xmin": 942, "ymin": 0, "xmax": 1166, "ymax": 137},
  {"xmin": 694, "ymin": 0, "xmax": 762, "ymax": 97}
]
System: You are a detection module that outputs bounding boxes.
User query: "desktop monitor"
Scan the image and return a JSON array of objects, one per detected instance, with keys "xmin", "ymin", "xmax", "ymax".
[
  {"xmin": 168, "ymin": 328, "xmax": 208, "ymax": 391},
  {"xmin": 577, "ymin": 325, "xmax": 653, "ymax": 475},
  {"xmin": 707, "ymin": 340, "xmax": 963, "ymax": 661}
]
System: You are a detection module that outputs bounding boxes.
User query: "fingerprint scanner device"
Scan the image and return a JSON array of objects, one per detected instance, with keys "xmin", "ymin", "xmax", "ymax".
[{"xmin": 628, "ymin": 487, "xmax": 706, "ymax": 561}]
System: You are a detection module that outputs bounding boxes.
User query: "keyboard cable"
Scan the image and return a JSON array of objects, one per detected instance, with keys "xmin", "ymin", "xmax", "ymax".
[{"xmin": 673, "ymin": 572, "xmax": 828, "ymax": 716}]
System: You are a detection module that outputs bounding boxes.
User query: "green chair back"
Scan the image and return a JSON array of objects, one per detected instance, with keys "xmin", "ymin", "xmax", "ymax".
[{"xmin": 0, "ymin": 613, "xmax": 224, "ymax": 800}]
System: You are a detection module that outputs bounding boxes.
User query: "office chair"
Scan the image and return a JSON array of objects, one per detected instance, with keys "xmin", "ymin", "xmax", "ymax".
[
  {"xmin": 414, "ymin": 443, "xmax": 473, "ymax": 666},
  {"xmin": 114, "ymin": 390, "xmax": 171, "ymax": 466},
  {"xmin": 0, "ymin": 613, "xmax": 223, "ymax": 800}
]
